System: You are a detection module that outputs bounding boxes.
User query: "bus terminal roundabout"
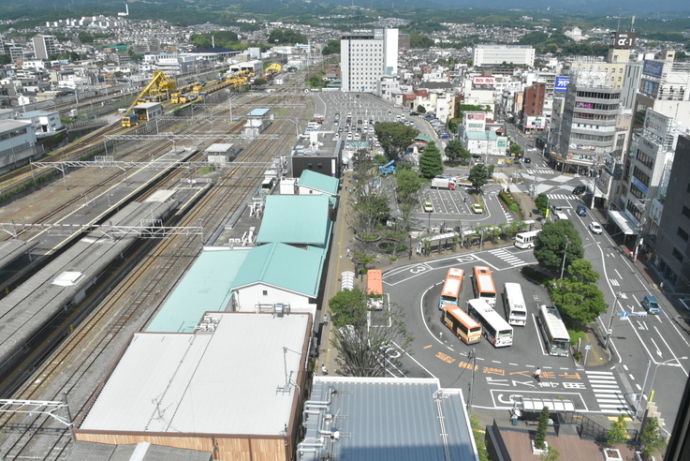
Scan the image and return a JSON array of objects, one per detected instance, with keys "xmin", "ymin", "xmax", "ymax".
[{"xmin": 378, "ymin": 245, "xmax": 634, "ymax": 416}]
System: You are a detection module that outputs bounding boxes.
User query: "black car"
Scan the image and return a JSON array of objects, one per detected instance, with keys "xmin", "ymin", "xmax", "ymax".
[
  {"xmin": 523, "ymin": 158, "xmax": 532, "ymax": 164},
  {"xmin": 573, "ymin": 185, "xmax": 586, "ymax": 195}
]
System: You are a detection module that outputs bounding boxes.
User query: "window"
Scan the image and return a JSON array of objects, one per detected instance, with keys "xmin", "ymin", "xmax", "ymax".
[
  {"xmin": 672, "ymin": 248, "xmax": 684, "ymax": 262},
  {"xmin": 678, "ymin": 227, "xmax": 689, "ymax": 242},
  {"xmin": 262, "ymin": 290, "xmax": 268, "ymax": 296},
  {"xmin": 684, "ymin": 206, "xmax": 690, "ymax": 219}
]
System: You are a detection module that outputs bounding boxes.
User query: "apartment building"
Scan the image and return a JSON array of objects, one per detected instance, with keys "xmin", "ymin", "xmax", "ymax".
[
  {"xmin": 636, "ymin": 51, "xmax": 690, "ymax": 127},
  {"xmin": 472, "ymin": 45, "xmax": 535, "ymax": 67},
  {"xmin": 32, "ymin": 35, "xmax": 57, "ymax": 60},
  {"xmin": 340, "ymin": 29, "xmax": 398, "ymax": 94}
]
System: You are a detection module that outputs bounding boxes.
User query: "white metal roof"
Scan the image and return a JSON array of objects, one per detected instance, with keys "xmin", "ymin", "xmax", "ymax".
[
  {"xmin": 81, "ymin": 312, "xmax": 310, "ymax": 435},
  {"xmin": 205, "ymin": 143, "xmax": 234, "ymax": 153}
]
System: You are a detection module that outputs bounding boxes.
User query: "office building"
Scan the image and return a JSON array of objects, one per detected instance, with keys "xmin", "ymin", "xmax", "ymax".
[
  {"xmin": 32, "ymin": 34, "xmax": 57, "ymax": 60},
  {"xmin": 522, "ymin": 82, "xmax": 546, "ymax": 132},
  {"xmin": 340, "ymin": 29, "xmax": 398, "ymax": 94},
  {"xmin": 472, "ymin": 45, "xmax": 535, "ymax": 68},
  {"xmin": 651, "ymin": 135, "xmax": 690, "ymax": 291},
  {"xmin": 636, "ymin": 51, "xmax": 690, "ymax": 127}
]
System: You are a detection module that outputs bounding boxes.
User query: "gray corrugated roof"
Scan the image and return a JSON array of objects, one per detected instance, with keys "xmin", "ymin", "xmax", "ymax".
[{"xmin": 298, "ymin": 377, "xmax": 478, "ymax": 461}]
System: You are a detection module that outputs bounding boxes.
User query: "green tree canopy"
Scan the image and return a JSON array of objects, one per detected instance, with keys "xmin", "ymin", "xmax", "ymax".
[
  {"xmin": 416, "ymin": 105, "xmax": 426, "ymax": 113},
  {"xmin": 640, "ymin": 416, "xmax": 666, "ymax": 459},
  {"xmin": 329, "ymin": 288, "xmax": 367, "ymax": 329},
  {"xmin": 444, "ymin": 140, "xmax": 471, "ymax": 164},
  {"xmin": 468, "ymin": 163, "xmax": 491, "ymax": 192},
  {"xmin": 322, "ymin": 40, "xmax": 340, "ymax": 55},
  {"xmin": 549, "ymin": 279, "xmax": 606, "ymax": 327},
  {"xmin": 396, "ymin": 168, "xmax": 424, "ymax": 204},
  {"xmin": 374, "ymin": 122, "xmax": 418, "ymax": 161},
  {"xmin": 535, "ymin": 193, "xmax": 549, "ymax": 215},
  {"xmin": 268, "ymin": 28, "xmax": 307, "ymax": 44},
  {"xmin": 607, "ymin": 414, "xmax": 628, "ymax": 446},
  {"xmin": 535, "ymin": 406, "xmax": 550, "ymax": 449},
  {"xmin": 419, "ymin": 142, "xmax": 443, "ymax": 178},
  {"xmin": 410, "ymin": 33, "xmax": 434, "ymax": 48},
  {"xmin": 533, "ymin": 221, "xmax": 584, "ymax": 274},
  {"xmin": 191, "ymin": 30, "xmax": 240, "ymax": 50},
  {"xmin": 567, "ymin": 259, "xmax": 600, "ymax": 284}
]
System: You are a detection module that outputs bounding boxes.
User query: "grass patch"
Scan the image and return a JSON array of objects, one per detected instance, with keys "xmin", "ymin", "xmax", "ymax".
[
  {"xmin": 470, "ymin": 414, "xmax": 489, "ymax": 461},
  {"xmin": 498, "ymin": 190, "xmax": 524, "ymax": 219}
]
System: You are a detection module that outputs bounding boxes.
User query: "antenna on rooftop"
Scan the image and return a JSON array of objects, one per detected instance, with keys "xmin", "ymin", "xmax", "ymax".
[{"xmin": 631, "ymin": 16, "xmax": 636, "ymax": 32}]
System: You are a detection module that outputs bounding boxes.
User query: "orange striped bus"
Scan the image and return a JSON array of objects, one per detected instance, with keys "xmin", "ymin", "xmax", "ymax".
[
  {"xmin": 442, "ymin": 305, "xmax": 482, "ymax": 344},
  {"xmin": 439, "ymin": 268, "xmax": 465, "ymax": 310},
  {"xmin": 472, "ymin": 265, "xmax": 497, "ymax": 307}
]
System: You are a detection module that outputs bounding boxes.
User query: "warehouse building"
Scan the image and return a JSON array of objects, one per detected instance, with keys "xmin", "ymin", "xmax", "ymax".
[
  {"xmin": 0, "ymin": 119, "xmax": 38, "ymax": 174},
  {"xmin": 298, "ymin": 377, "xmax": 479, "ymax": 461},
  {"xmin": 75, "ymin": 312, "xmax": 312, "ymax": 461}
]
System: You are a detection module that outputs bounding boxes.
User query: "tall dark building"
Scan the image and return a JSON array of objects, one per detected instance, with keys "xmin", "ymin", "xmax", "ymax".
[
  {"xmin": 652, "ymin": 135, "xmax": 690, "ymax": 291},
  {"xmin": 523, "ymin": 82, "xmax": 546, "ymax": 117}
]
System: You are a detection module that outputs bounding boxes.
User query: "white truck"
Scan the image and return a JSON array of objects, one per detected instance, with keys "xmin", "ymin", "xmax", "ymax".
[{"xmin": 431, "ymin": 177, "xmax": 456, "ymax": 190}]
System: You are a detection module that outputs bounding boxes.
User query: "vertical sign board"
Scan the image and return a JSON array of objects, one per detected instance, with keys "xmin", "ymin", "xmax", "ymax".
[
  {"xmin": 554, "ymin": 76, "xmax": 570, "ymax": 93},
  {"xmin": 612, "ymin": 32, "xmax": 636, "ymax": 49}
]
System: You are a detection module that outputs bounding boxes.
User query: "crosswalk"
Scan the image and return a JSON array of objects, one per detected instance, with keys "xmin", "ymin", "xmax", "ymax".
[
  {"xmin": 547, "ymin": 193, "xmax": 576, "ymax": 201},
  {"xmin": 487, "ymin": 248, "xmax": 526, "ymax": 267},
  {"xmin": 586, "ymin": 370, "xmax": 632, "ymax": 415},
  {"xmin": 525, "ymin": 168, "xmax": 555, "ymax": 175}
]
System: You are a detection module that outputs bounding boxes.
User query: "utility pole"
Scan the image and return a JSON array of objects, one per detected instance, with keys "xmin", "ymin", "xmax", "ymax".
[
  {"xmin": 603, "ymin": 292, "xmax": 620, "ymax": 348},
  {"xmin": 467, "ymin": 350, "xmax": 476, "ymax": 412},
  {"xmin": 559, "ymin": 236, "xmax": 570, "ymax": 280}
]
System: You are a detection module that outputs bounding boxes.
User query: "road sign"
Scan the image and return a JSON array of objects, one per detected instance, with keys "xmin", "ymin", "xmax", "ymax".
[
  {"xmin": 584, "ymin": 345, "xmax": 592, "ymax": 351},
  {"xmin": 619, "ymin": 311, "xmax": 630, "ymax": 320}
]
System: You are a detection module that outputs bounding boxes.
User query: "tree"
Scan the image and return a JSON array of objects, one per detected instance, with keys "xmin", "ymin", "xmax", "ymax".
[
  {"xmin": 268, "ymin": 28, "xmax": 307, "ymax": 45},
  {"xmin": 416, "ymin": 104, "xmax": 426, "ymax": 113},
  {"xmin": 328, "ymin": 288, "xmax": 367, "ymax": 329},
  {"xmin": 322, "ymin": 39, "xmax": 340, "ymax": 55},
  {"xmin": 191, "ymin": 31, "xmax": 240, "ymax": 50},
  {"xmin": 352, "ymin": 193, "xmax": 389, "ymax": 236},
  {"xmin": 331, "ymin": 309, "xmax": 412, "ymax": 377},
  {"xmin": 535, "ymin": 406, "xmax": 550, "ymax": 449},
  {"xmin": 307, "ymin": 74, "xmax": 326, "ymax": 88},
  {"xmin": 639, "ymin": 416, "xmax": 666, "ymax": 459},
  {"xmin": 549, "ymin": 279, "xmax": 606, "ymax": 327},
  {"xmin": 540, "ymin": 446, "xmax": 560, "ymax": 461},
  {"xmin": 419, "ymin": 142, "xmax": 443, "ymax": 178},
  {"xmin": 444, "ymin": 140, "xmax": 470, "ymax": 164},
  {"xmin": 396, "ymin": 168, "xmax": 424, "ymax": 204},
  {"xmin": 468, "ymin": 163, "xmax": 491, "ymax": 192},
  {"xmin": 533, "ymin": 221, "xmax": 584, "ymax": 274},
  {"xmin": 535, "ymin": 193, "xmax": 549, "ymax": 215},
  {"xmin": 410, "ymin": 33, "xmax": 434, "ymax": 48},
  {"xmin": 510, "ymin": 141, "xmax": 524, "ymax": 157},
  {"xmin": 374, "ymin": 122, "xmax": 418, "ymax": 161},
  {"xmin": 253, "ymin": 77, "xmax": 267, "ymax": 86},
  {"xmin": 607, "ymin": 414, "xmax": 628, "ymax": 446},
  {"xmin": 567, "ymin": 259, "xmax": 600, "ymax": 284}
]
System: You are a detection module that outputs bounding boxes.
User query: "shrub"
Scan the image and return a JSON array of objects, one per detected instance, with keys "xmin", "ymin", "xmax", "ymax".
[{"xmin": 499, "ymin": 190, "xmax": 523, "ymax": 219}]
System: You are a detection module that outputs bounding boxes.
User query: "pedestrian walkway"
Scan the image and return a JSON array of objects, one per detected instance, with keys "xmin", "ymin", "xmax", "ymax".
[
  {"xmin": 547, "ymin": 193, "xmax": 576, "ymax": 201},
  {"xmin": 487, "ymin": 247, "xmax": 526, "ymax": 268},
  {"xmin": 525, "ymin": 168, "xmax": 554, "ymax": 176},
  {"xmin": 585, "ymin": 370, "xmax": 632, "ymax": 416}
]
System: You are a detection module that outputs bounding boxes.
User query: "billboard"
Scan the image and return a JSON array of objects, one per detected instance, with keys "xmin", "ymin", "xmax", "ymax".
[
  {"xmin": 612, "ymin": 32, "xmax": 636, "ymax": 49},
  {"xmin": 554, "ymin": 76, "xmax": 570, "ymax": 93},
  {"xmin": 473, "ymin": 76, "xmax": 495, "ymax": 86},
  {"xmin": 643, "ymin": 60, "xmax": 664, "ymax": 78},
  {"xmin": 466, "ymin": 112, "xmax": 486, "ymax": 120},
  {"xmin": 524, "ymin": 116, "xmax": 547, "ymax": 130}
]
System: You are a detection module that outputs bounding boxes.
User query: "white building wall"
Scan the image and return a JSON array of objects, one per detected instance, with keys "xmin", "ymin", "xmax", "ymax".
[
  {"xmin": 473, "ymin": 45, "xmax": 535, "ymax": 67},
  {"xmin": 234, "ymin": 283, "xmax": 316, "ymax": 319}
]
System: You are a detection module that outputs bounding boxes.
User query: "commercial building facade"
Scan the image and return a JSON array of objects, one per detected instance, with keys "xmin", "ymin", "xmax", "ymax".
[
  {"xmin": 472, "ymin": 45, "xmax": 535, "ymax": 68},
  {"xmin": 340, "ymin": 29, "xmax": 398, "ymax": 94}
]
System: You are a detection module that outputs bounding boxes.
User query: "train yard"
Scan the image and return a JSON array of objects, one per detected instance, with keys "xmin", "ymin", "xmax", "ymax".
[{"xmin": 0, "ymin": 81, "xmax": 312, "ymax": 459}]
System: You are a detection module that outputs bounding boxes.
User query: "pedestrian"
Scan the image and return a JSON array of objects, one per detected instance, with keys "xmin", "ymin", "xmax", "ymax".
[
  {"xmin": 534, "ymin": 367, "xmax": 542, "ymax": 381},
  {"xmin": 323, "ymin": 313, "xmax": 329, "ymax": 325},
  {"xmin": 439, "ymin": 330, "xmax": 443, "ymax": 340},
  {"xmin": 321, "ymin": 363, "xmax": 328, "ymax": 375}
]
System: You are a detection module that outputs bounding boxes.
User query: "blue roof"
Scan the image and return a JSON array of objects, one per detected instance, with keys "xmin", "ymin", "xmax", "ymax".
[
  {"xmin": 146, "ymin": 248, "xmax": 249, "ymax": 333},
  {"xmin": 232, "ymin": 243, "xmax": 326, "ymax": 298},
  {"xmin": 298, "ymin": 170, "xmax": 339, "ymax": 196},
  {"xmin": 300, "ymin": 377, "xmax": 478, "ymax": 461},
  {"xmin": 256, "ymin": 195, "xmax": 330, "ymax": 246},
  {"xmin": 248, "ymin": 108, "xmax": 270, "ymax": 116}
]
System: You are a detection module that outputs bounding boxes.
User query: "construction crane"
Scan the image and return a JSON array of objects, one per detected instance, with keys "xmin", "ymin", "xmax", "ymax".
[
  {"xmin": 121, "ymin": 71, "xmax": 176, "ymax": 127},
  {"xmin": 265, "ymin": 63, "xmax": 282, "ymax": 76}
]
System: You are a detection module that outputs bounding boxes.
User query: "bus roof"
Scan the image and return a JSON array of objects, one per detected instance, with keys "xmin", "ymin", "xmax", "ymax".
[
  {"xmin": 441, "ymin": 278, "xmax": 462, "ymax": 299},
  {"xmin": 444, "ymin": 305, "xmax": 481, "ymax": 329},
  {"xmin": 516, "ymin": 229, "xmax": 541, "ymax": 238},
  {"xmin": 473, "ymin": 266, "xmax": 496, "ymax": 294},
  {"xmin": 447, "ymin": 268, "xmax": 464, "ymax": 278},
  {"xmin": 504, "ymin": 283, "xmax": 526, "ymax": 309},
  {"xmin": 367, "ymin": 269, "xmax": 383, "ymax": 296},
  {"xmin": 540, "ymin": 305, "xmax": 570, "ymax": 340},
  {"xmin": 468, "ymin": 299, "xmax": 512, "ymax": 331}
]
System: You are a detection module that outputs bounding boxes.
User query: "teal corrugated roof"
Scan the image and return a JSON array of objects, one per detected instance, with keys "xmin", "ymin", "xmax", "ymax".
[
  {"xmin": 256, "ymin": 195, "xmax": 330, "ymax": 245},
  {"xmin": 416, "ymin": 134, "xmax": 433, "ymax": 143},
  {"xmin": 466, "ymin": 130, "xmax": 498, "ymax": 140},
  {"xmin": 146, "ymin": 248, "xmax": 249, "ymax": 333},
  {"xmin": 298, "ymin": 170, "xmax": 339, "ymax": 196},
  {"xmin": 233, "ymin": 243, "xmax": 326, "ymax": 298}
]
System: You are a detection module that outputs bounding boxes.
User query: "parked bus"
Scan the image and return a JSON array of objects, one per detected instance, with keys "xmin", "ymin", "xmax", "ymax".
[
  {"xmin": 468, "ymin": 298, "xmax": 514, "ymax": 347},
  {"xmin": 503, "ymin": 283, "xmax": 528, "ymax": 326},
  {"xmin": 366, "ymin": 269, "xmax": 384, "ymax": 310},
  {"xmin": 472, "ymin": 266, "xmax": 497, "ymax": 307},
  {"xmin": 538, "ymin": 305, "xmax": 570, "ymax": 357},
  {"xmin": 442, "ymin": 305, "xmax": 482, "ymax": 344},
  {"xmin": 439, "ymin": 268, "xmax": 465, "ymax": 310},
  {"xmin": 514, "ymin": 230, "xmax": 541, "ymax": 249}
]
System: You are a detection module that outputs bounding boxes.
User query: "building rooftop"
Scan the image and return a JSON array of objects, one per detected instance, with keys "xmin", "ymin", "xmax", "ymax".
[
  {"xmin": 248, "ymin": 108, "xmax": 270, "ymax": 117},
  {"xmin": 466, "ymin": 130, "xmax": 498, "ymax": 141},
  {"xmin": 204, "ymin": 143, "xmax": 234, "ymax": 153},
  {"xmin": 145, "ymin": 248, "xmax": 250, "ymax": 333},
  {"xmin": 298, "ymin": 169, "xmax": 339, "ymax": 196},
  {"xmin": 0, "ymin": 119, "xmax": 31, "ymax": 135},
  {"xmin": 298, "ymin": 377, "xmax": 478, "ymax": 461},
  {"xmin": 80, "ymin": 312, "xmax": 311, "ymax": 436},
  {"xmin": 256, "ymin": 195, "xmax": 330, "ymax": 246},
  {"xmin": 133, "ymin": 102, "xmax": 162, "ymax": 109},
  {"xmin": 232, "ymin": 243, "xmax": 326, "ymax": 298}
]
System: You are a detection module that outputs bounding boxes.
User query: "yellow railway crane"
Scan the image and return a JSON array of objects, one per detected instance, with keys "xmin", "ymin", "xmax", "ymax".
[{"xmin": 121, "ymin": 71, "xmax": 176, "ymax": 126}]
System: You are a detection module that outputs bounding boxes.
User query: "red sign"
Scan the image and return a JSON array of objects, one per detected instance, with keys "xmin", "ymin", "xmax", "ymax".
[
  {"xmin": 473, "ymin": 76, "xmax": 495, "ymax": 86},
  {"xmin": 466, "ymin": 112, "xmax": 486, "ymax": 121}
]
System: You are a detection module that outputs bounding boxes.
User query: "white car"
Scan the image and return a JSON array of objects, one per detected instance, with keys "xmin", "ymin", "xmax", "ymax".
[{"xmin": 589, "ymin": 222, "xmax": 603, "ymax": 234}]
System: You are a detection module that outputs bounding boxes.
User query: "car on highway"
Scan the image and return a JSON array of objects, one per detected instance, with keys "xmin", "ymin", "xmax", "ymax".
[
  {"xmin": 423, "ymin": 201, "xmax": 433, "ymax": 212},
  {"xmin": 642, "ymin": 295, "xmax": 661, "ymax": 314},
  {"xmin": 589, "ymin": 221, "xmax": 603, "ymax": 234},
  {"xmin": 576, "ymin": 205, "xmax": 587, "ymax": 216},
  {"xmin": 471, "ymin": 203, "xmax": 484, "ymax": 214},
  {"xmin": 573, "ymin": 185, "xmax": 587, "ymax": 195}
]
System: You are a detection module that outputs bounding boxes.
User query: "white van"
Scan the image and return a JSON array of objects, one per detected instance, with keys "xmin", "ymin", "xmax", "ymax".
[{"xmin": 554, "ymin": 211, "xmax": 568, "ymax": 221}]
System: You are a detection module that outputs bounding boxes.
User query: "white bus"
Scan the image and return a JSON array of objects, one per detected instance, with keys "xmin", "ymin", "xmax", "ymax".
[
  {"xmin": 503, "ymin": 283, "xmax": 527, "ymax": 326},
  {"xmin": 468, "ymin": 298, "xmax": 513, "ymax": 347},
  {"xmin": 537, "ymin": 305, "xmax": 570, "ymax": 357},
  {"xmin": 514, "ymin": 230, "xmax": 541, "ymax": 249}
]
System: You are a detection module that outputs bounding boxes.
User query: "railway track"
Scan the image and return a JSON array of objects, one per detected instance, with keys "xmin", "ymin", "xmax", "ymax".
[{"xmin": 0, "ymin": 93, "xmax": 312, "ymax": 459}]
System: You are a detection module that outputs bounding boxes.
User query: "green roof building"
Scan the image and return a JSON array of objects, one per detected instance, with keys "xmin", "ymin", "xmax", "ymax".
[{"xmin": 256, "ymin": 195, "xmax": 331, "ymax": 246}]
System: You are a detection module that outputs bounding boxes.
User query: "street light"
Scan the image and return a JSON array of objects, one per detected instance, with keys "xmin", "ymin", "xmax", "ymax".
[
  {"xmin": 559, "ymin": 235, "xmax": 570, "ymax": 280},
  {"xmin": 636, "ymin": 357, "xmax": 686, "ymax": 419}
]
